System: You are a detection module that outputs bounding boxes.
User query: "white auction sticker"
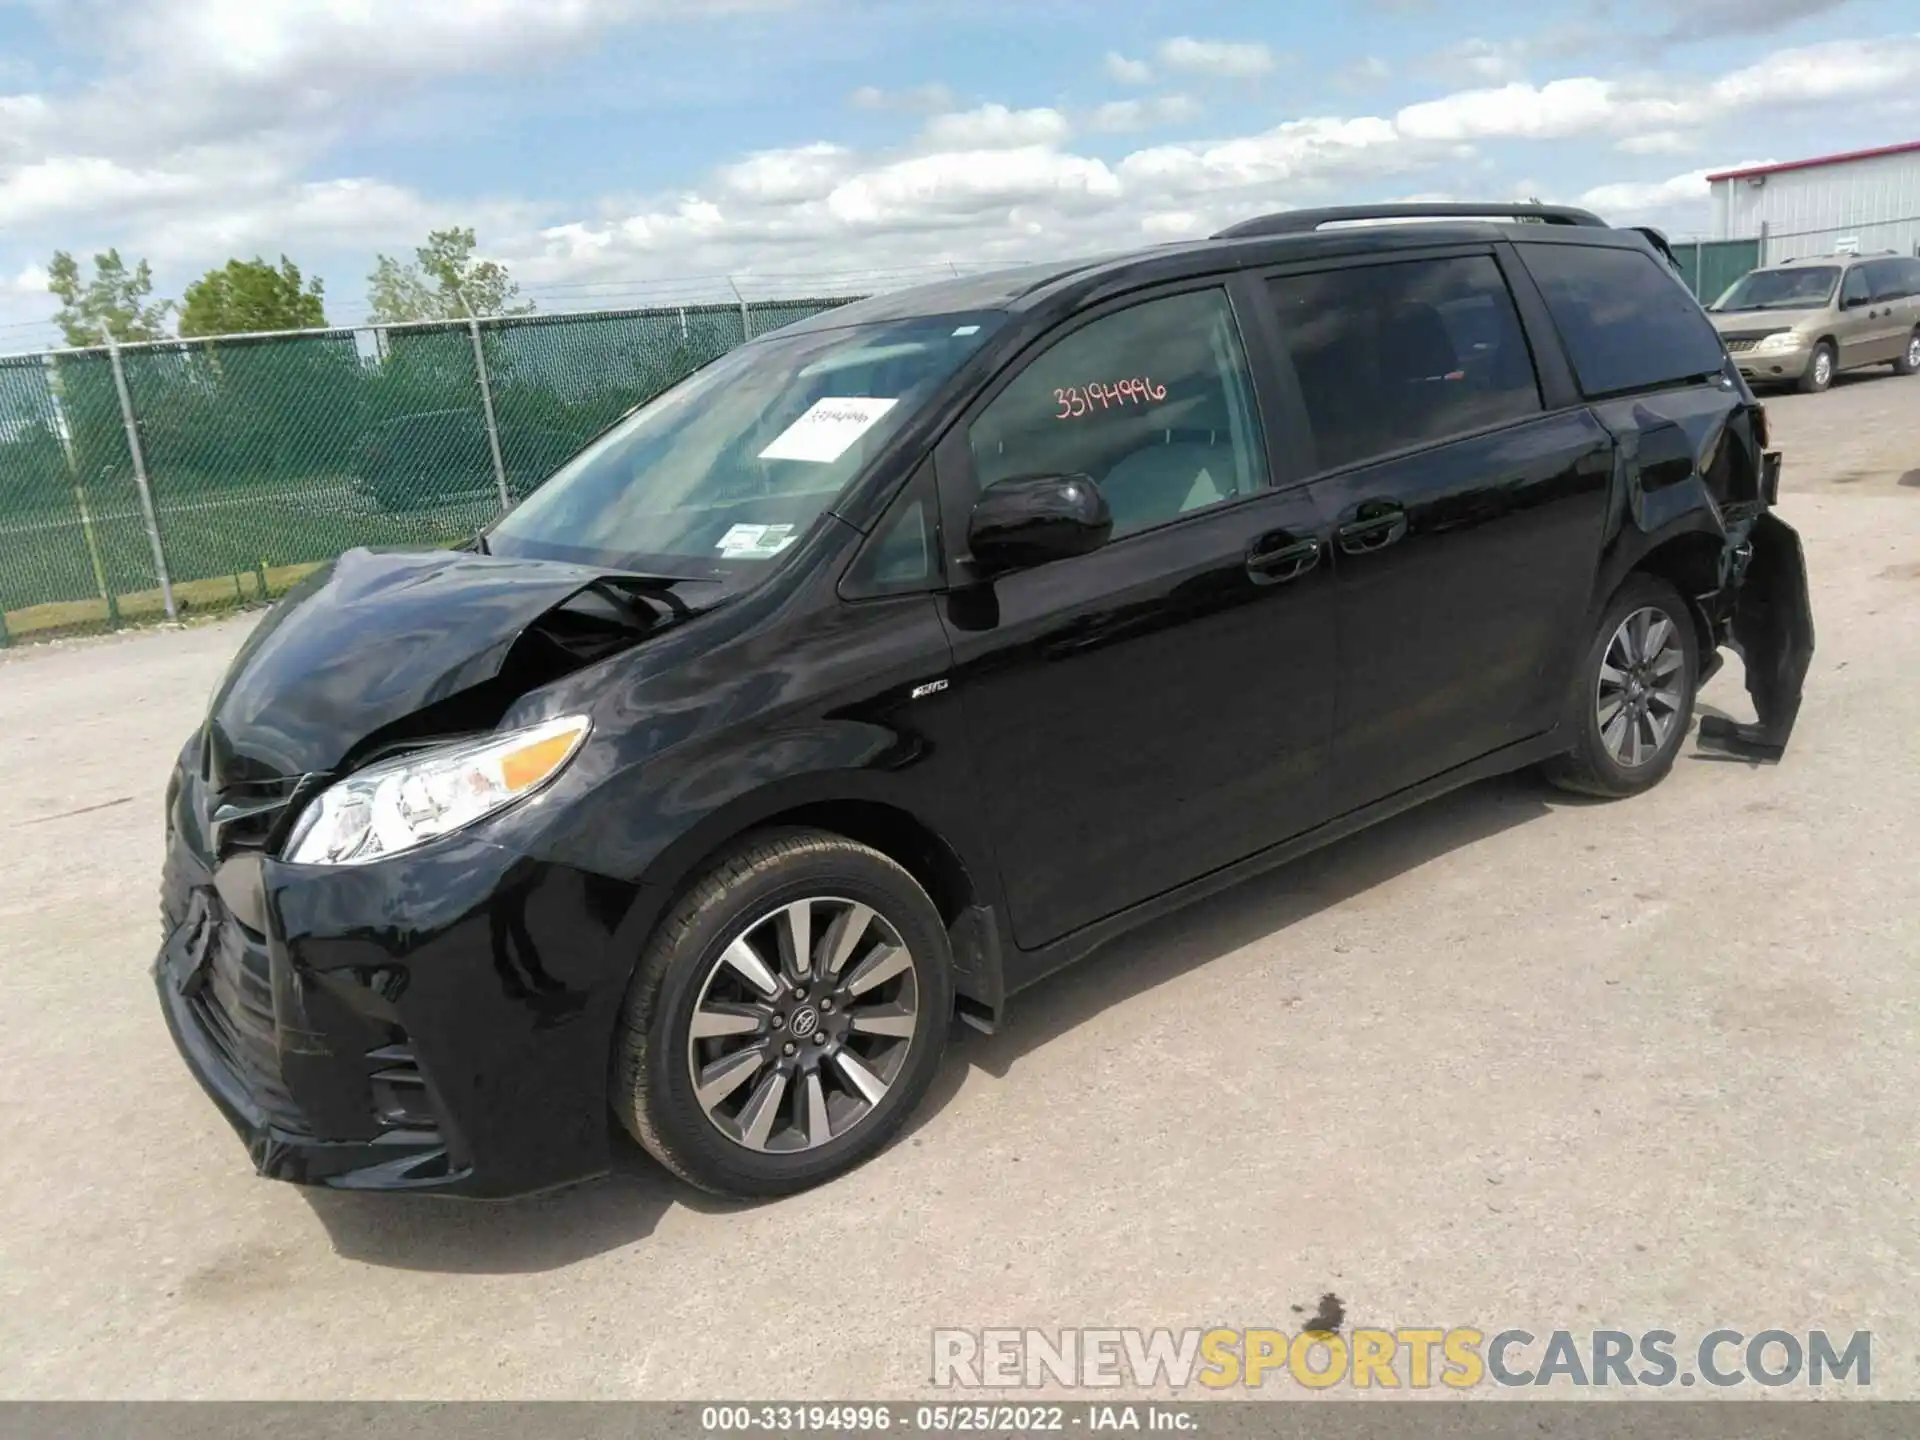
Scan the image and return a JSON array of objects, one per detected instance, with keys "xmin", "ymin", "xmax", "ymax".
[
  {"xmin": 715, "ymin": 523, "xmax": 799, "ymax": 558},
  {"xmin": 757, "ymin": 397, "xmax": 898, "ymax": 464}
]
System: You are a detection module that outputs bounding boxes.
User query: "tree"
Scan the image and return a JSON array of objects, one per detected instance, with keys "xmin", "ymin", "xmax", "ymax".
[
  {"xmin": 366, "ymin": 227, "xmax": 533, "ymax": 323},
  {"xmin": 178, "ymin": 255, "xmax": 327, "ymax": 338},
  {"xmin": 46, "ymin": 249, "xmax": 173, "ymax": 347}
]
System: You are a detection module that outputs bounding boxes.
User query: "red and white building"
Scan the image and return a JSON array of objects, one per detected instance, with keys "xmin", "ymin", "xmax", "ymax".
[{"xmin": 1709, "ymin": 141, "xmax": 1920, "ymax": 263}]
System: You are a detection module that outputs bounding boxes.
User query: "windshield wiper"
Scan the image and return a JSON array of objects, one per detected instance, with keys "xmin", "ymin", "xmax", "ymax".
[
  {"xmin": 589, "ymin": 575, "xmax": 720, "ymax": 623},
  {"xmin": 610, "ymin": 570, "xmax": 721, "ymax": 589},
  {"xmin": 600, "ymin": 571, "xmax": 737, "ymax": 618}
]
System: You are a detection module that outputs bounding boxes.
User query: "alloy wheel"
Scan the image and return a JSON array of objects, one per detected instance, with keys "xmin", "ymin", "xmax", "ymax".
[
  {"xmin": 1596, "ymin": 606, "xmax": 1686, "ymax": 768},
  {"xmin": 1813, "ymin": 349, "xmax": 1834, "ymax": 388},
  {"xmin": 685, "ymin": 896, "xmax": 919, "ymax": 1153},
  {"xmin": 1907, "ymin": 335, "xmax": 1920, "ymax": 371}
]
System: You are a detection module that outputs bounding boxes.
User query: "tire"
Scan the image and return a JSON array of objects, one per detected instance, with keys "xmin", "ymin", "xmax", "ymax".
[
  {"xmin": 611, "ymin": 827, "xmax": 954, "ymax": 1198},
  {"xmin": 1894, "ymin": 328, "xmax": 1920, "ymax": 377},
  {"xmin": 1541, "ymin": 575, "xmax": 1700, "ymax": 799},
  {"xmin": 1797, "ymin": 340, "xmax": 1836, "ymax": 393}
]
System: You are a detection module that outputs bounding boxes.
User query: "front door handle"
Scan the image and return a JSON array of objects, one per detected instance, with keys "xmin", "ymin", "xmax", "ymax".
[
  {"xmin": 1335, "ymin": 505, "xmax": 1408, "ymax": 555},
  {"xmin": 1245, "ymin": 535, "xmax": 1320, "ymax": 585}
]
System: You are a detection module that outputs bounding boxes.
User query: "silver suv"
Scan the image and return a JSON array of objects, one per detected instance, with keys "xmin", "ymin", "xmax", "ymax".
[{"xmin": 1707, "ymin": 253, "xmax": 1920, "ymax": 393}]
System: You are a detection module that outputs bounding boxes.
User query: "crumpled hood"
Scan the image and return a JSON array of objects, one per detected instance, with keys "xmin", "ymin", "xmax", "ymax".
[{"xmin": 205, "ymin": 547, "xmax": 639, "ymax": 786}]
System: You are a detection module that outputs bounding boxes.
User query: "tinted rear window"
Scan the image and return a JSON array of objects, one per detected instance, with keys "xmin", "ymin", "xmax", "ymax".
[
  {"xmin": 1866, "ymin": 257, "xmax": 1918, "ymax": 301},
  {"xmin": 1265, "ymin": 255, "xmax": 1541, "ymax": 473},
  {"xmin": 1522, "ymin": 243, "xmax": 1727, "ymax": 398}
]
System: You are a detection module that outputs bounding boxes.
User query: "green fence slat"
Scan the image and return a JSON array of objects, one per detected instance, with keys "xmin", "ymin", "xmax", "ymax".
[
  {"xmin": 0, "ymin": 356, "xmax": 103, "ymax": 615},
  {"xmin": 1675, "ymin": 239, "xmax": 1763, "ymax": 304},
  {"xmin": 1701, "ymin": 240, "xmax": 1761, "ymax": 308}
]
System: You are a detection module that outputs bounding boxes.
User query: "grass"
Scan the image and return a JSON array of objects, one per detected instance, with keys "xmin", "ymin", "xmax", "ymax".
[{"xmin": 0, "ymin": 479, "xmax": 499, "ymax": 647}]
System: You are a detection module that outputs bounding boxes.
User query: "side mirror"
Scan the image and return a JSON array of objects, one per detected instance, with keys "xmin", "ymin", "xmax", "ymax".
[{"xmin": 967, "ymin": 474, "xmax": 1112, "ymax": 575}]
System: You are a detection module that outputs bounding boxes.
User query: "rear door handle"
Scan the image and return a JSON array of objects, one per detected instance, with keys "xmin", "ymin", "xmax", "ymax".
[
  {"xmin": 1335, "ymin": 505, "xmax": 1408, "ymax": 555},
  {"xmin": 1245, "ymin": 535, "xmax": 1320, "ymax": 585}
]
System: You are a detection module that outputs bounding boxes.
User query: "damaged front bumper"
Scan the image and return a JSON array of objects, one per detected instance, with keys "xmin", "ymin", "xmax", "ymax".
[
  {"xmin": 1697, "ymin": 451, "xmax": 1815, "ymax": 761},
  {"xmin": 153, "ymin": 924, "xmax": 452, "ymax": 1191},
  {"xmin": 153, "ymin": 755, "xmax": 644, "ymax": 1198}
]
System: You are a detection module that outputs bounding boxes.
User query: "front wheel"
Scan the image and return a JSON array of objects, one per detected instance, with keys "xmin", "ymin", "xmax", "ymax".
[
  {"xmin": 1798, "ymin": 340, "xmax": 1836, "ymax": 393},
  {"xmin": 1894, "ymin": 329, "xmax": 1920, "ymax": 377},
  {"xmin": 1542, "ymin": 576, "xmax": 1700, "ymax": 798},
  {"xmin": 611, "ymin": 828, "xmax": 954, "ymax": 1198}
]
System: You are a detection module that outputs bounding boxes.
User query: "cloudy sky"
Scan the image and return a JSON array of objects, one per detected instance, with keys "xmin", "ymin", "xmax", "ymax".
[{"xmin": 2, "ymin": 0, "xmax": 1917, "ymax": 348}]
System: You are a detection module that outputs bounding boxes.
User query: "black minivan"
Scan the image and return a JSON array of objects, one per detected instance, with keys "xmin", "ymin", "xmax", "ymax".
[{"xmin": 158, "ymin": 204, "xmax": 1813, "ymax": 1200}]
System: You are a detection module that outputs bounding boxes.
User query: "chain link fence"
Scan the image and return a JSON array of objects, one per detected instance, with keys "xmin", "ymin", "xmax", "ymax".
[
  {"xmin": 0, "ymin": 296, "xmax": 859, "ymax": 644},
  {"xmin": 1669, "ymin": 215, "xmax": 1920, "ymax": 301}
]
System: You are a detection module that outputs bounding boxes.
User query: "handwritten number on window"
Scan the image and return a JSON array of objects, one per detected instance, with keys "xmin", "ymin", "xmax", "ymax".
[{"xmin": 1052, "ymin": 378, "xmax": 1166, "ymax": 420}]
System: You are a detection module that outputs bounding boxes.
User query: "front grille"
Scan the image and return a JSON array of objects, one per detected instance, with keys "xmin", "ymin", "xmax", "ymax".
[
  {"xmin": 1719, "ymin": 330, "xmax": 1788, "ymax": 352},
  {"xmin": 186, "ymin": 900, "xmax": 308, "ymax": 1134}
]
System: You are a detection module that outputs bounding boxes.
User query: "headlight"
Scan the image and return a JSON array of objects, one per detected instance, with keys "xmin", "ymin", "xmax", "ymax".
[
  {"xmin": 284, "ymin": 714, "xmax": 590, "ymax": 866},
  {"xmin": 1752, "ymin": 331, "xmax": 1803, "ymax": 353}
]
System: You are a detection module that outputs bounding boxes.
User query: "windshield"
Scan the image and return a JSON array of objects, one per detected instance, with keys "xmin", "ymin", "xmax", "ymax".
[
  {"xmin": 1711, "ymin": 267, "xmax": 1839, "ymax": 312},
  {"xmin": 488, "ymin": 312, "xmax": 1003, "ymax": 578}
]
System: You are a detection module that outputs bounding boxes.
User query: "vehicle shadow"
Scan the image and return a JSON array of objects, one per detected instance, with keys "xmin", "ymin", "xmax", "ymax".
[
  {"xmin": 307, "ymin": 769, "xmax": 1558, "ymax": 1274},
  {"xmin": 912, "ymin": 769, "xmax": 1555, "ymax": 1099},
  {"xmin": 304, "ymin": 1141, "xmax": 752, "ymax": 1275}
]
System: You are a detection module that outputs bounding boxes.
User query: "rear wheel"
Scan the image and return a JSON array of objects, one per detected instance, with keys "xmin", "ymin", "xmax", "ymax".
[
  {"xmin": 1894, "ymin": 329, "xmax": 1920, "ymax": 377},
  {"xmin": 611, "ymin": 828, "xmax": 953, "ymax": 1198},
  {"xmin": 1542, "ymin": 576, "xmax": 1699, "ymax": 799},
  {"xmin": 1797, "ymin": 341, "xmax": 1836, "ymax": 393}
]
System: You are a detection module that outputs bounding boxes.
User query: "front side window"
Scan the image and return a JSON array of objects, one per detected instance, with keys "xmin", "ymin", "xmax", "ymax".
[
  {"xmin": 1522, "ymin": 243, "xmax": 1727, "ymax": 398},
  {"xmin": 967, "ymin": 289, "xmax": 1267, "ymax": 540},
  {"xmin": 1265, "ymin": 255, "xmax": 1542, "ymax": 473},
  {"xmin": 1840, "ymin": 267, "xmax": 1871, "ymax": 308},
  {"xmin": 842, "ymin": 463, "xmax": 940, "ymax": 598},
  {"xmin": 1711, "ymin": 267, "xmax": 1839, "ymax": 311},
  {"xmin": 489, "ymin": 313, "xmax": 1001, "ymax": 580}
]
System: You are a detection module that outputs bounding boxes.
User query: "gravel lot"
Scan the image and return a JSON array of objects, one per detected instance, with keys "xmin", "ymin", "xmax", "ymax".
[{"xmin": 2, "ymin": 372, "xmax": 1916, "ymax": 1401}]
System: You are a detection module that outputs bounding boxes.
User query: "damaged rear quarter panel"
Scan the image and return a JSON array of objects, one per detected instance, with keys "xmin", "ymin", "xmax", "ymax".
[
  {"xmin": 1582, "ymin": 381, "xmax": 1812, "ymax": 756},
  {"xmin": 1580, "ymin": 381, "xmax": 1762, "ymax": 623}
]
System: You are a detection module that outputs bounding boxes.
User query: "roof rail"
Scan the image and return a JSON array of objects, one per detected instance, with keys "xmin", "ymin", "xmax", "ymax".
[{"xmin": 1214, "ymin": 202, "xmax": 1609, "ymax": 240}]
